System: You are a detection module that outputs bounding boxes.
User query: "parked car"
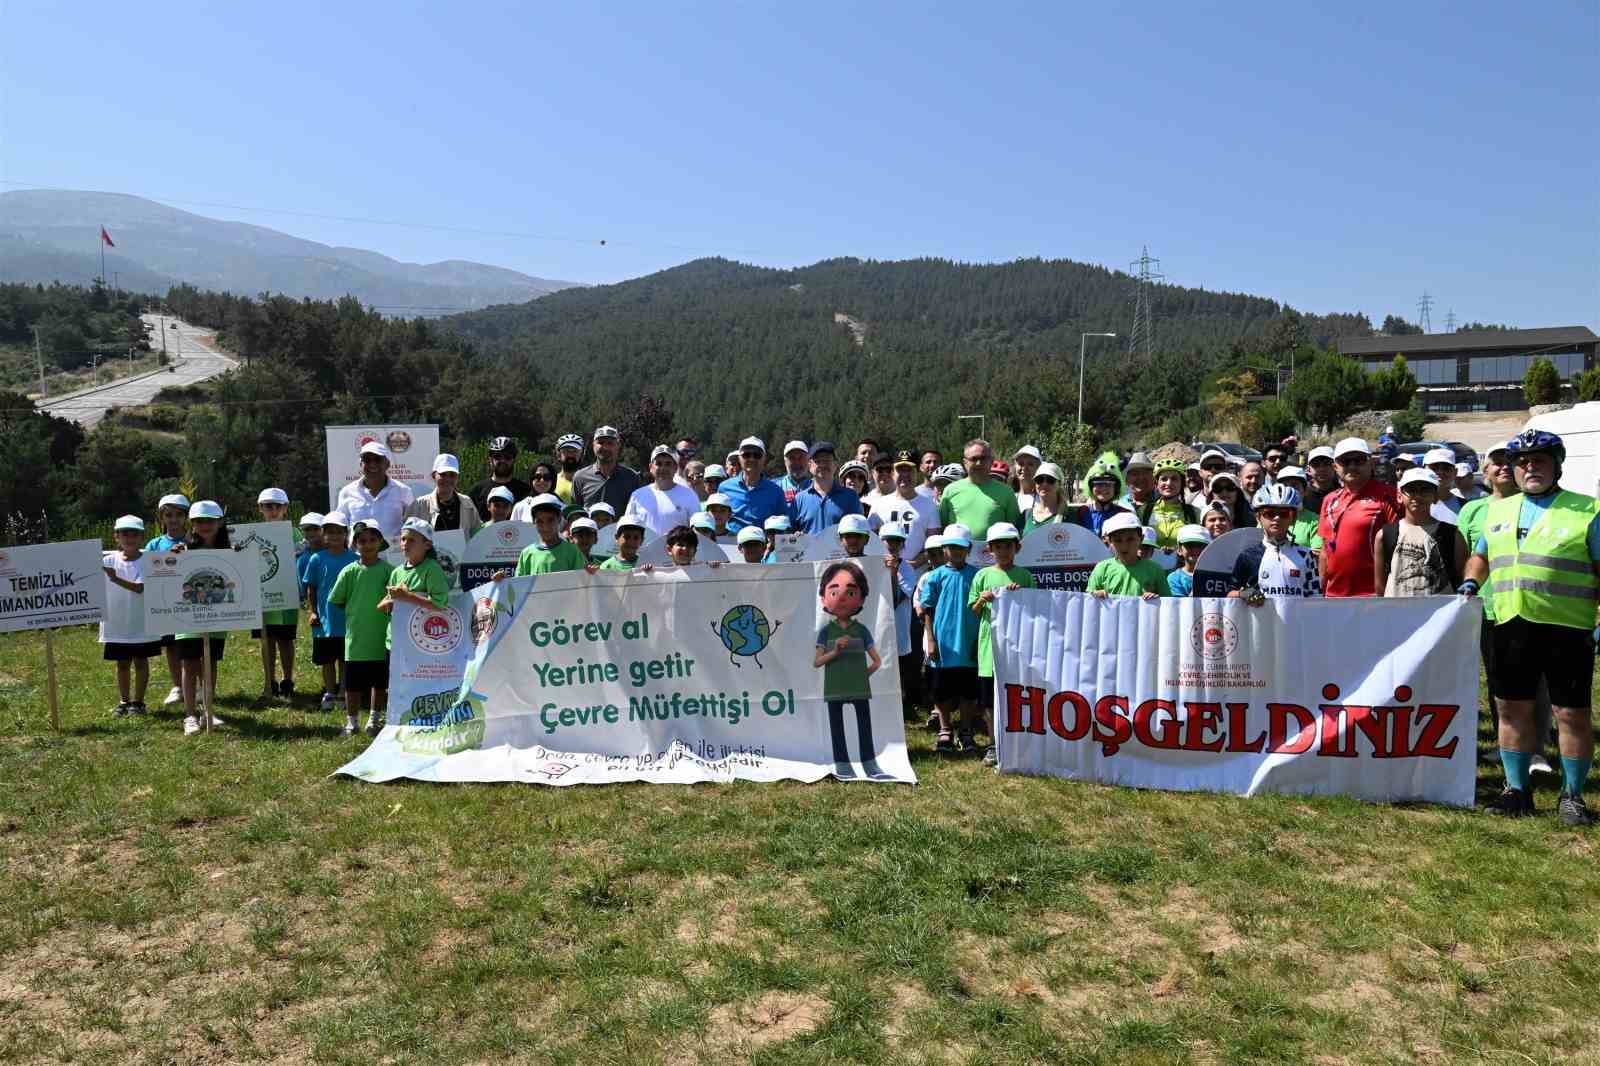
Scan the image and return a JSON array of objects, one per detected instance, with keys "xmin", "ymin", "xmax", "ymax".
[
  {"xmin": 1194, "ymin": 441, "xmax": 1263, "ymax": 464},
  {"xmin": 1395, "ymin": 440, "xmax": 1479, "ymax": 473}
]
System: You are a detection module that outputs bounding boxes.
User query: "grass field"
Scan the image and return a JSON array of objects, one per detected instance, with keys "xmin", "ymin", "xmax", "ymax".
[{"xmin": 1, "ymin": 624, "xmax": 1596, "ymax": 1065}]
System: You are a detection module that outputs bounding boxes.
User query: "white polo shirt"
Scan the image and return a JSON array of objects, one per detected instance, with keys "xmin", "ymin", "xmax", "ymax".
[
  {"xmin": 335, "ymin": 476, "xmax": 415, "ymax": 541},
  {"xmin": 625, "ymin": 481, "xmax": 701, "ymax": 536},
  {"xmin": 867, "ymin": 490, "xmax": 938, "ymax": 558}
]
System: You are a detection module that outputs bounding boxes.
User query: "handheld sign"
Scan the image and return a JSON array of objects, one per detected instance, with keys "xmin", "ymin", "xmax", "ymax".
[
  {"xmin": 143, "ymin": 547, "xmax": 264, "ymax": 732},
  {"xmin": 0, "ymin": 539, "xmax": 106, "ymax": 732},
  {"xmin": 325, "ymin": 424, "xmax": 439, "ymax": 509},
  {"xmin": 384, "ymin": 529, "xmax": 468, "ymax": 589},
  {"xmin": 460, "ymin": 522, "xmax": 539, "ymax": 590},
  {"xmin": 1191, "ymin": 528, "xmax": 1263, "ymax": 599},
  {"xmin": 227, "ymin": 521, "xmax": 298, "ymax": 612},
  {"xmin": 1014, "ymin": 523, "xmax": 1111, "ymax": 593},
  {"xmin": 637, "ymin": 536, "xmax": 740, "ymax": 567},
  {"xmin": 768, "ymin": 532, "xmax": 811, "ymax": 564},
  {"xmin": 800, "ymin": 524, "xmax": 888, "ymax": 562},
  {"xmin": 589, "ymin": 524, "xmax": 659, "ymax": 566}
]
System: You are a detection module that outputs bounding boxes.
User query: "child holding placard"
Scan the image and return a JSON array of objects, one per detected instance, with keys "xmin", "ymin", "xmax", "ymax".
[
  {"xmin": 145, "ymin": 492, "xmax": 189, "ymax": 707},
  {"xmin": 101, "ymin": 515, "xmax": 158, "ymax": 717},
  {"xmin": 252, "ymin": 488, "xmax": 299, "ymax": 703},
  {"xmin": 177, "ymin": 501, "xmax": 231, "ymax": 736}
]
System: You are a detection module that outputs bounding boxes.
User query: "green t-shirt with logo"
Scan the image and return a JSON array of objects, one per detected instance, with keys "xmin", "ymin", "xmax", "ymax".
[
  {"xmin": 328, "ymin": 558, "xmax": 396, "ymax": 662},
  {"xmin": 514, "ymin": 539, "xmax": 588, "ymax": 576},
  {"xmin": 968, "ymin": 564, "xmax": 1036, "ymax": 677},
  {"xmin": 598, "ymin": 555, "xmax": 637, "ymax": 572},
  {"xmin": 816, "ymin": 618, "xmax": 874, "ymax": 700},
  {"xmin": 1086, "ymin": 557, "xmax": 1171, "ymax": 598},
  {"xmin": 386, "ymin": 557, "xmax": 450, "ymax": 650}
]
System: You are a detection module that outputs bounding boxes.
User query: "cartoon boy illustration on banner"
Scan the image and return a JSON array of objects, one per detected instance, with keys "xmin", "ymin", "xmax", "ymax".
[{"xmin": 814, "ymin": 560, "xmax": 891, "ymax": 780}]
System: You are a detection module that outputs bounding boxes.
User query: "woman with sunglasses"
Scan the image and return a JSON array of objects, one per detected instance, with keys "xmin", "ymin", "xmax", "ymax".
[
  {"xmin": 1206, "ymin": 470, "xmax": 1253, "ymax": 530},
  {"xmin": 1022, "ymin": 462, "xmax": 1069, "ymax": 534},
  {"xmin": 510, "ymin": 461, "xmax": 561, "ymax": 522}
]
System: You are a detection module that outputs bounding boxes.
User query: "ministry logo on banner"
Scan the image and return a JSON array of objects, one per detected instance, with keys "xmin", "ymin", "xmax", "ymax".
[{"xmin": 336, "ymin": 562, "xmax": 916, "ymax": 787}]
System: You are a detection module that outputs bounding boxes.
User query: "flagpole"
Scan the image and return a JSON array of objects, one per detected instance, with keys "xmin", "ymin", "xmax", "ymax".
[{"xmin": 99, "ymin": 224, "xmax": 106, "ymax": 288}]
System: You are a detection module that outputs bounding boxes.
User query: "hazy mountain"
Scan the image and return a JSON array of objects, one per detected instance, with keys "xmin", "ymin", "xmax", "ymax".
[{"xmin": 0, "ymin": 189, "xmax": 581, "ymax": 312}]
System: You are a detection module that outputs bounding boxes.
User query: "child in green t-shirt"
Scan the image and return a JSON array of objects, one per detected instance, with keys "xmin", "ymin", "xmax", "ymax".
[
  {"xmin": 967, "ymin": 522, "xmax": 1036, "ymax": 767},
  {"xmin": 1087, "ymin": 513, "xmax": 1170, "ymax": 601},
  {"xmin": 253, "ymin": 488, "xmax": 299, "ymax": 703},
  {"xmin": 814, "ymin": 560, "xmax": 888, "ymax": 780},
  {"xmin": 328, "ymin": 521, "xmax": 397, "ymax": 736},
  {"xmin": 510, "ymin": 495, "xmax": 587, "ymax": 576},
  {"xmin": 599, "ymin": 516, "xmax": 646, "ymax": 572},
  {"xmin": 382, "ymin": 518, "xmax": 451, "ymax": 627}
]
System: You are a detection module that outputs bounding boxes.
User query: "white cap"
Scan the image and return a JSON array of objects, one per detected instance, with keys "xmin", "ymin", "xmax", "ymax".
[
  {"xmin": 1198, "ymin": 448, "xmax": 1229, "ymax": 466},
  {"xmin": 705, "ymin": 493, "xmax": 732, "ymax": 509},
  {"xmin": 1176, "ymin": 523, "xmax": 1211, "ymax": 546},
  {"xmin": 1333, "ymin": 437, "xmax": 1371, "ymax": 459},
  {"xmin": 359, "ymin": 440, "xmax": 390, "ymax": 460},
  {"xmin": 587, "ymin": 502, "xmax": 616, "ymax": 517},
  {"xmin": 783, "ymin": 439, "xmax": 809, "ymax": 457},
  {"xmin": 614, "ymin": 513, "xmax": 646, "ymax": 532},
  {"xmin": 400, "ymin": 517, "xmax": 435, "ymax": 541},
  {"xmin": 649, "ymin": 445, "xmax": 676, "ymax": 464},
  {"xmin": 880, "ymin": 522, "xmax": 909, "ymax": 541},
  {"xmin": 1013, "ymin": 444, "xmax": 1042, "ymax": 462},
  {"xmin": 737, "ymin": 525, "xmax": 767, "ymax": 545},
  {"xmin": 1308, "ymin": 446, "xmax": 1335, "ymax": 463},
  {"xmin": 432, "ymin": 453, "xmax": 461, "ymax": 474},
  {"xmin": 1456, "ymin": 461, "xmax": 1473, "ymax": 478},
  {"xmin": 568, "ymin": 517, "xmax": 598, "ymax": 534},
  {"xmin": 704, "ymin": 464, "xmax": 728, "ymax": 480},
  {"xmin": 738, "ymin": 436, "xmax": 767, "ymax": 455},
  {"xmin": 690, "ymin": 511, "xmax": 716, "ymax": 530},
  {"xmin": 1035, "ymin": 461, "xmax": 1065, "ymax": 483},
  {"xmin": 924, "ymin": 534, "xmax": 945, "ymax": 551},
  {"xmin": 1102, "ymin": 512, "xmax": 1142, "ymax": 537},
  {"xmin": 985, "ymin": 521, "xmax": 1021, "ymax": 543},
  {"xmin": 763, "ymin": 515, "xmax": 791, "ymax": 532},
  {"xmin": 1399, "ymin": 469, "xmax": 1440, "ymax": 490},
  {"xmin": 944, "ymin": 522, "xmax": 972, "ymax": 543},
  {"xmin": 114, "ymin": 514, "xmax": 145, "ymax": 533},
  {"xmin": 257, "ymin": 487, "xmax": 289, "ymax": 505},
  {"xmin": 1208, "ymin": 470, "xmax": 1240, "ymax": 490},
  {"xmin": 487, "ymin": 486, "xmax": 516, "ymax": 504},
  {"xmin": 189, "ymin": 500, "xmax": 224, "ymax": 520},
  {"xmin": 1275, "ymin": 466, "xmax": 1307, "ymax": 483},
  {"xmin": 158, "ymin": 493, "xmax": 190, "ymax": 511},
  {"xmin": 592, "ymin": 425, "xmax": 620, "ymax": 440},
  {"xmin": 525, "ymin": 492, "xmax": 563, "ymax": 514},
  {"xmin": 299, "ymin": 511, "xmax": 325, "ymax": 528},
  {"xmin": 1141, "ymin": 525, "xmax": 1158, "ymax": 547},
  {"xmin": 322, "ymin": 511, "xmax": 349, "ymax": 527},
  {"xmin": 837, "ymin": 514, "xmax": 872, "ymax": 536},
  {"xmin": 1423, "ymin": 447, "xmax": 1456, "ymax": 468}
]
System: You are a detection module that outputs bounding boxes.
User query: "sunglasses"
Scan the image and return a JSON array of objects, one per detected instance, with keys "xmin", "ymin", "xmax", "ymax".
[
  {"xmin": 740, "ymin": 452, "xmax": 763, "ymax": 460},
  {"xmin": 532, "ymin": 472, "xmax": 552, "ymax": 481},
  {"xmin": 1034, "ymin": 476, "xmax": 1057, "ymax": 486},
  {"xmin": 360, "ymin": 455, "xmax": 385, "ymax": 464},
  {"xmin": 1309, "ymin": 458, "xmax": 1334, "ymax": 466}
]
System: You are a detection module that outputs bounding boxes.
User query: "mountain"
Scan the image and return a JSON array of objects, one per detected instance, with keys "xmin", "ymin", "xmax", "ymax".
[
  {"xmin": 0, "ymin": 189, "xmax": 581, "ymax": 312},
  {"xmin": 443, "ymin": 255, "xmax": 1372, "ymax": 451}
]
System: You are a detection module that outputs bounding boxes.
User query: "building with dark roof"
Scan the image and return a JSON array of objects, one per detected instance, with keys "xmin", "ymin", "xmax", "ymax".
[{"xmin": 1338, "ymin": 327, "xmax": 1597, "ymax": 413}]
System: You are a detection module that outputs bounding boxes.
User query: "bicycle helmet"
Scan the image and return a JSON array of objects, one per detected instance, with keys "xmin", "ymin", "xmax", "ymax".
[
  {"xmin": 1252, "ymin": 483, "xmax": 1302, "ymax": 511},
  {"xmin": 1153, "ymin": 458, "xmax": 1187, "ymax": 476},
  {"xmin": 555, "ymin": 433, "xmax": 584, "ymax": 453},
  {"xmin": 933, "ymin": 462, "xmax": 964, "ymax": 484},
  {"xmin": 488, "ymin": 436, "xmax": 517, "ymax": 456},
  {"xmin": 1507, "ymin": 428, "xmax": 1565, "ymax": 469}
]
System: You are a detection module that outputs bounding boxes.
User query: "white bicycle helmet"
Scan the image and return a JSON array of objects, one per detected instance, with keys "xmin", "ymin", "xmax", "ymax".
[{"xmin": 1252, "ymin": 483, "xmax": 1302, "ymax": 511}]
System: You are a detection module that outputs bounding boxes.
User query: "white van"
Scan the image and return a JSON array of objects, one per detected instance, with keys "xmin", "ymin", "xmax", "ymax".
[{"xmin": 1525, "ymin": 401, "xmax": 1600, "ymax": 498}]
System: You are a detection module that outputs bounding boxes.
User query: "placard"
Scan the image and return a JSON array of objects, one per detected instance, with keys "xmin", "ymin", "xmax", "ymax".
[
  {"xmin": 800, "ymin": 524, "xmax": 889, "ymax": 561},
  {"xmin": 460, "ymin": 522, "xmax": 540, "ymax": 590},
  {"xmin": 142, "ymin": 548, "xmax": 262, "ymax": 635},
  {"xmin": 0, "ymin": 540, "xmax": 106, "ymax": 632},
  {"xmin": 383, "ymin": 529, "xmax": 469, "ymax": 589},
  {"xmin": 1192, "ymin": 529, "xmax": 1264, "ymax": 598},
  {"xmin": 325, "ymin": 424, "xmax": 439, "ymax": 510},
  {"xmin": 227, "ymin": 521, "xmax": 298, "ymax": 612},
  {"xmin": 1015, "ymin": 523, "xmax": 1111, "ymax": 592}
]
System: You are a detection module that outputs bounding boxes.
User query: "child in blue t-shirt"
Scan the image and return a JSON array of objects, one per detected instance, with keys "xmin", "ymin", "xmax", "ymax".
[
  {"xmin": 145, "ymin": 492, "xmax": 191, "ymax": 707},
  {"xmin": 918, "ymin": 529, "xmax": 981, "ymax": 753},
  {"xmin": 303, "ymin": 513, "xmax": 359, "ymax": 713}
]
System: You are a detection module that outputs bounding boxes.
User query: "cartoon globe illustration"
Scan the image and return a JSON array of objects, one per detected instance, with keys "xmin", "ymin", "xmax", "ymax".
[{"xmin": 712, "ymin": 604, "xmax": 780, "ymax": 667}]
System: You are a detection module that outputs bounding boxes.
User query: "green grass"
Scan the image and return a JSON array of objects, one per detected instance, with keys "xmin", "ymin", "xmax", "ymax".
[{"xmin": 1, "ymin": 624, "xmax": 1596, "ymax": 1065}]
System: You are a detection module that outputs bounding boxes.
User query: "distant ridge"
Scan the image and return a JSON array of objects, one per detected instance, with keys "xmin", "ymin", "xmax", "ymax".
[{"xmin": 0, "ymin": 189, "xmax": 582, "ymax": 312}]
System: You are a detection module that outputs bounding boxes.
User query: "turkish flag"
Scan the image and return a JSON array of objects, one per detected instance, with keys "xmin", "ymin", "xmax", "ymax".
[{"xmin": 100, "ymin": 226, "xmax": 115, "ymax": 247}]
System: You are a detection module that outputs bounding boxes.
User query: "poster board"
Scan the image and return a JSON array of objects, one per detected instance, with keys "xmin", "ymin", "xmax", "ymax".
[
  {"xmin": 1014, "ymin": 523, "xmax": 1111, "ymax": 593},
  {"xmin": 0, "ymin": 540, "xmax": 106, "ymax": 632},
  {"xmin": 142, "ymin": 548, "xmax": 263, "ymax": 635},
  {"xmin": 325, "ymin": 424, "xmax": 439, "ymax": 510}
]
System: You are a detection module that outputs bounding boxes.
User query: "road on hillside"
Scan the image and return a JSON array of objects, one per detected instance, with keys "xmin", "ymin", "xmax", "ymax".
[{"xmin": 40, "ymin": 314, "xmax": 238, "ymax": 428}]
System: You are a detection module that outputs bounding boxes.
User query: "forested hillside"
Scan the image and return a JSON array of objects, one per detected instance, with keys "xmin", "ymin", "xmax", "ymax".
[{"xmin": 445, "ymin": 256, "xmax": 1373, "ymax": 451}]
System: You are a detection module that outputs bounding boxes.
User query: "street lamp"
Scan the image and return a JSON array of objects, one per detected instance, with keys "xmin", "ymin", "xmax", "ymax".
[{"xmin": 1078, "ymin": 332, "xmax": 1118, "ymax": 425}]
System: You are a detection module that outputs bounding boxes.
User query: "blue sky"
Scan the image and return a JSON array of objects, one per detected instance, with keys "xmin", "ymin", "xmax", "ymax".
[{"xmin": 3, "ymin": 2, "xmax": 1596, "ymax": 328}]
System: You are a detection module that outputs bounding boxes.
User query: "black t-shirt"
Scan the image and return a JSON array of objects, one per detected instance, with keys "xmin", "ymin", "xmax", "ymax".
[
  {"xmin": 433, "ymin": 494, "xmax": 462, "ymax": 532},
  {"xmin": 468, "ymin": 477, "xmax": 531, "ymax": 518}
]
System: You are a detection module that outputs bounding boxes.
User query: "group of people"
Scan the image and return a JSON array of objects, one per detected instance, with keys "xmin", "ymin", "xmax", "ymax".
[{"xmin": 90, "ymin": 422, "xmax": 1597, "ymax": 824}]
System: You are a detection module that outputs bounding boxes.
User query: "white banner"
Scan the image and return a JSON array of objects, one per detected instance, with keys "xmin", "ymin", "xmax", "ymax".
[
  {"xmin": 1015, "ymin": 522, "xmax": 1111, "ymax": 592},
  {"xmin": 992, "ymin": 591, "xmax": 1481, "ymax": 807},
  {"xmin": 637, "ymin": 537, "xmax": 740, "ymax": 566},
  {"xmin": 459, "ymin": 521, "xmax": 539, "ymax": 590},
  {"xmin": 325, "ymin": 424, "xmax": 439, "ymax": 510},
  {"xmin": 337, "ymin": 562, "xmax": 914, "ymax": 786},
  {"xmin": 384, "ymin": 529, "xmax": 468, "ymax": 590},
  {"xmin": 227, "ymin": 521, "xmax": 298, "ymax": 612},
  {"xmin": 0, "ymin": 540, "xmax": 105, "ymax": 632},
  {"xmin": 800, "ymin": 524, "xmax": 888, "ymax": 561},
  {"xmin": 142, "ymin": 548, "xmax": 263, "ymax": 635}
]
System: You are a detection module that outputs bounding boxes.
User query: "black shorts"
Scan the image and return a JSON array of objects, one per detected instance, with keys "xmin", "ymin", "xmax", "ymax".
[
  {"xmin": 158, "ymin": 634, "xmax": 176, "ymax": 649},
  {"xmin": 312, "ymin": 637, "xmax": 345, "ymax": 666},
  {"xmin": 1489, "ymin": 617, "xmax": 1596, "ymax": 708},
  {"xmin": 345, "ymin": 656, "xmax": 390, "ymax": 692},
  {"xmin": 102, "ymin": 641, "xmax": 161, "ymax": 662},
  {"xmin": 934, "ymin": 665, "xmax": 979, "ymax": 704},
  {"xmin": 175, "ymin": 637, "xmax": 226, "ymax": 662},
  {"xmin": 976, "ymin": 676, "xmax": 995, "ymax": 710},
  {"xmin": 251, "ymin": 624, "xmax": 299, "ymax": 640}
]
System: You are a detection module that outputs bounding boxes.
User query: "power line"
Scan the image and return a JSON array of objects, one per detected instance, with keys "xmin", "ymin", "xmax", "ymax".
[
  {"xmin": 1417, "ymin": 290, "xmax": 1434, "ymax": 334},
  {"xmin": 1127, "ymin": 246, "xmax": 1163, "ymax": 358}
]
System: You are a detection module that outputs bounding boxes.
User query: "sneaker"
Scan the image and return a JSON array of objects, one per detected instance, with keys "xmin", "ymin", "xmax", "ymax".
[
  {"xmin": 982, "ymin": 746, "xmax": 998, "ymax": 767},
  {"xmin": 1530, "ymin": 754, "xmax": 1556, "ymax": 777},
  {"xmin": 935, "ymin": 731, "xmax": 954, "ymax": 753},
  {"xmin": 279, "ymin": 679, "xmax": 295, "ymax": 700},
  {"xmin": 163, "ymin": 686, "xmax": 183, "ymax": 706},
  {"xmin": 343, "ymin": 714, "xmax": 359, "ymax": 737},
  {"xmin": 1484, "ymin": 787, "xmax": 1536, "ymax": 818},
  {"xmin": 1557, "ymin": 793, "xmax": 1595, "ymax": 827},
  {"xmin": 112, "ymin": 701, "xmax": 132, "ymax": 718},
  {"xmin": 183, "ymin": 715, "xmax": 201, "ymax": 736},
  {"xmin": 129, "ymin": 701, "xmax": 147, "ymax": 716},
  {"xmin": 364, "ymin": 712, "xmax": 382, "ymax": 737},
  {"xmin": 956, "ymin": 731, "xmax": 977, "ymax": 754},
  {"xmin": 320, "ymin": 691, "xmax": 337, "ymax": 712}
]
